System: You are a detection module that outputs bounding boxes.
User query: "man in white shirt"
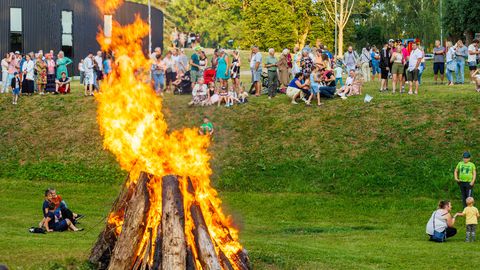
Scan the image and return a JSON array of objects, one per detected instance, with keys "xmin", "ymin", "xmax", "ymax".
[
  {"xmin": 94, "ymin": 51, "xmax": 103, "ymax": 72},
  {"xmin": 468, "ymin": 39, "xmax": 479, "ymax": 83},
  {"xmin": 407, "ymin": 42, "xmax": 423, "ymax": 95},
  {"xmin": 250, "ymin": 46, "xmax": 262, "ymax": 96}
]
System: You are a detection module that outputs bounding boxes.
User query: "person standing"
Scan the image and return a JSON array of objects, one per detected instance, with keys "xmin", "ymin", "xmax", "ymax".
[
  {"xmin": 230, "ymin": 50, "xmax": 241, "ymax": 92},
  {"xmin": 292, "ymin": 46, "xmax": 301, "ymax": 77},
  {"xmin": 215, "ymin": 49, "xmax": 230, "ymax": 89},
  {"xmin": 468, "ymin": 39, "xmax": 479, "ymax": 84},
  {"xmin": 390, "ymin": 45, "xmax": 404, "ymax": 94},
  {"xmin": 189, "ymin": 47, "xmax": 201, "ymax": 89},
  {"xmin": 379, "ymin": 43, "xmax": 391, "ymax": 92},
  {"xmin": 45, "ymin": 53, "xmax": 56, "ymax": 93},
  {"xmin": 250, "ymin": 46, "xmax": 263, "ymax": 97},
  {"xmin": 454, "ymin": 40, "xmax": 468, "ymax": 84},
  {"xmin": 371, "ymin": 46, "xmax": 380, "ymax": 81},
  {"xmin": 35, "ymin": 54, "xmax": 47, "ymax": 95},
  {"xmin": 1, "ymin": 53, "xmax": 11, "ymax": 93},
  {"xmin": 455, "ymin": 152, "xmax": 477, "ymax": 208},
  {"xmin": 277, "ymin": 49, "xmax": 290, "ymax": 91},
  {"xmin": 84, "ymin": 53, "xmax": 95, "ymax": 96},
  {"xmin": 360, "ymin": 47, "xmax": 372, "ymax": 82},
  {"xmin": 432, "ymin": 40, "xmax": 445, "ymax": 84},
  {"xmin": 265, "ymin": 48, "xmax": 278, "ymax": 99},
  {"xmin": 21, "ymin": 54, "xmax": 35, "ymax": 95},
  {"xmin": 177, "ymin": 48, "xmax": 189, "ymax": 74},
  {"xmin": 406, "ymin": 43, "xmax": 423, "ymax": 95},
  {"xmin": 343, "ymin": 46, "xmax": 358, "ymax": 72},
  {"xmin": 151, "ymin": 54, "xmax": 165, "ymax": 95},
  {"xmin": 56, "ymin": 51, "xmax": 73, "ymax": 80},
  {"xmin": 164, "ymin": 51, "xmax": 178, "ymax": 93},
  {"xmin": 445, "ymin": 41, "xmax": 456, "ymax": 86}
]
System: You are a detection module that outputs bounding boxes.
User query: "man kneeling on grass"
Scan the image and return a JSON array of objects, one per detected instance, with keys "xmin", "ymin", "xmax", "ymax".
[{"xmin": 43, "ymin": 202, "xmax": 83, "ymax": 232}]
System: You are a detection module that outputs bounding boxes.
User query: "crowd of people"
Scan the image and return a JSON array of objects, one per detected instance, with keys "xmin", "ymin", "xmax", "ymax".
[{"xmin": 0, "ymin": 49, "xmax": 113, "ymax": 104}]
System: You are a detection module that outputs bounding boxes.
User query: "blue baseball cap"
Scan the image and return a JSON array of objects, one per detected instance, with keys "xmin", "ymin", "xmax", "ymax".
[{"xmin": 463, "ymin": 151, "xmax": 471, "ymax": 158}]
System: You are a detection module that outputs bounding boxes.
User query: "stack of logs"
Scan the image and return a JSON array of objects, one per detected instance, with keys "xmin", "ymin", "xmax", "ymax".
[{"xmin": 89, "ymin": 173, "xmax": 251, "ymax": 270}]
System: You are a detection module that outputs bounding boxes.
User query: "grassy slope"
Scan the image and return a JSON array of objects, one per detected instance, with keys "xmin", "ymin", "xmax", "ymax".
[{"xmin": 1, "ymin": 65, "xmax": 480, "ymax": 269}]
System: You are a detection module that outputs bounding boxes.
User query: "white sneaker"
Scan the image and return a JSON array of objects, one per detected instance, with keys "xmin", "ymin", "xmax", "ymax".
[
  {"xmin": 301, "ymin": 97, "xmax": 307, "ymax": 102},
  {"xmin": 341, "ymin": 96, "xmax": 348, "ymax": 100},
  {"xmin": 291, "ymin": 100, "xmax": 298, "ymax": 105}
]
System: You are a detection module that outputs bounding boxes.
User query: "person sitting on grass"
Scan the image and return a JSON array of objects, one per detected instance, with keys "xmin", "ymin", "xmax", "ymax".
[
  {"xmin": 454, "ymin": 151, "xmax": 476, "ymax": 208},
  {"xmin": 199, "ymin": 116, "xmax": 214, "ymax": 136},
  {"xmin": 472, "ymin": 69, "xmax": 480, "ymax": 92},
  {"xmin": 286, "ymin": 73, "xmax": 309, "ymax": 105},
  {"xmin": 41, "ymin": 188, "xmax": 83, "ymax": 227},
  {"xmin": 238, "ymin": 86, "xmax": 249, "ymax": 104},
  {"xmin": 43, "ymin": 202, "xmax": 83, "ymax": 232},
  {"xmin": 188, "ymin": 77, "xmax": 208, "ymax": 106},
  {"xmin": 218, "ymin": 86, "xmax": 229, "ymax": 107},
  {"xmin": 10, "ymin": 72, "xmax": 21, "ymax": 105},
  {"xmin": 426, "ymin": 200, "xmax": 457, "ymax": 242},
  {"xmin": 55, "ymin": 72, "xmax": 71, "ymax": 94},
  {"xmin": 337, "ymin": 69, "xmax": 356, "ymax": 100},
  {"xmin": 454, "ymin": 197, "xmax": 479, "ymax": 242}
]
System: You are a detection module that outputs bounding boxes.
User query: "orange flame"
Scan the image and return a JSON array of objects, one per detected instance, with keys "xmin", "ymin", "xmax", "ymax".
[
  {"xmin": 96, "ymin": 0, "xmax": 244, "ymax": 268},
  {"xmin": 95, "ymin": 0, "xmax": 124, "ymax": 15}
]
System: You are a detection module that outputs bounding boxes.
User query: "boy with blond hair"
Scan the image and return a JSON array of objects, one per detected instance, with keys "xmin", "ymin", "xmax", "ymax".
[{"xmin": 455, "ymin": 197, "xmax": 480, "ymax": 242}]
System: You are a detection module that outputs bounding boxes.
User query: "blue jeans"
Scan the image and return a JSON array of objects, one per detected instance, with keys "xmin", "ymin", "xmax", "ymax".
[
  {"xmin": 455, "ymin": 59, "xmax": 465, "ymax": 83},
  {"xmin": 153, "ymin": 73, "xmax": 164, "ymax": 91},
  {"xmin": 335, "ymin": 78, "xmax": 343, "ymax": 86},
  {"xmin": 446, "ymin": 61, "xmax": 454, "ymax": 83},
  {"xmin": 418, "ymin": 63, "xmax": 425, "ymax": 84},
  {"xmin": 319, "ymin": 86, "xmax": 336, "ymax": 98}
]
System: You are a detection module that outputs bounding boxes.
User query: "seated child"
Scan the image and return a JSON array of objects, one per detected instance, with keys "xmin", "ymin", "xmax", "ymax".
[
  {"xmin": 472, "ymin": 69, "xmax": 480, "ymax": 92},
  {"xmin": 55, "ymin": 72, "xmax": 71, "ymax": 94},
  {"xmin": 199, "ymin": 116, "xmax": 214, "ymax": 136},
  {"xmin": 337, "ymin": 69, "xmax": 355, "ymax": 99},
  {"xmin": 43, "ymin": 202, "xmax": 83, "ymax": 232},
  {"xmin": 455, "ymin": 197, "xmax": 479, "ymax": 242},
  {"xmin": 238, "ymin": 86, "xmax": 249, "ymax": 103},
  {"xmin": 207, "ymin": 82, "xmax": 215, "ymax": 97},
  {"xmin": 218, "ymin": 86, "xmax": 229, "ymax": 107},
  {"xmin": 226, "ymin": 86, "xmax": 240, "ymax": 107},
  {"xmin": 11, "ymin": 72, "xmax": 21, "ymax": 105},
  {"xmin": 172, "ymin": 71, "xmax": 185, "ymax": 88}
]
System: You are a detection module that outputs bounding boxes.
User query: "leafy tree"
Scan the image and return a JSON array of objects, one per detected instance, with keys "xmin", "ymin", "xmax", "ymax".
[{"xmin": 444, "ymin": 0, "xmax": 480, "ymax": 43}]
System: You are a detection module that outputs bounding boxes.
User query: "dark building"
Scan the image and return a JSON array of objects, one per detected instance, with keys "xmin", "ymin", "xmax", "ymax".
[{"xmin": 0, "ymin": 0, "xmax": 164, "ymax": 75}]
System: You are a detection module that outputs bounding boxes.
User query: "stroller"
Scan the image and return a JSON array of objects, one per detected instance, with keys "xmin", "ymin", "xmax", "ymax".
[
  {"xmin": 249, "ymin": 71, "xmax": 270, "ymax": 95},
  {"xmin": 174, "ymin": 71, "xmax": 192, "ymax": 95},
  {"xmin": 203, "ymin": 68, "xmax": 216, "ymax": 85}
]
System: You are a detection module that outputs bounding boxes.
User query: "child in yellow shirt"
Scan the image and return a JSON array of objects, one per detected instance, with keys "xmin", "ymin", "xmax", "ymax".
[{"xmin": 455, "ymin": 197, "xmax": 480, "ymax": 242}]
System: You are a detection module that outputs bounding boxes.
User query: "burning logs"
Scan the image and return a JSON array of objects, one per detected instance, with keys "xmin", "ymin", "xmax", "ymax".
[{"xmin": 90, "ymin": 174, "xmax": 251, "ymax": 270}]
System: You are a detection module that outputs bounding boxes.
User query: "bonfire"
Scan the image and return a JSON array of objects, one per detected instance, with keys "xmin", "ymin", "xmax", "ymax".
[{"xmin": 88, "ymin": 1, "xmax": 251, "ymax": 269}]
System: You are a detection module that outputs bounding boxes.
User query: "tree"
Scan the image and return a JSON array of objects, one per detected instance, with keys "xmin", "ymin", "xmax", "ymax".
[
  {"xmin": 444, "ymin": 0, "xmax": 480, "ymax": 43},
  {"xmin": 322, "ymin": 0, "xmax": 356, "ymax": 56}
]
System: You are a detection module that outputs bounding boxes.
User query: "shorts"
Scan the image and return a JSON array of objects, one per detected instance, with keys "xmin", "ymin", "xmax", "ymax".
[
  {"xmin": 190, "ymin": 70, "xmax": 199, "ymax": 82},
  {"xmin": 84, "ymin": 72, "xmax": 94, "ymax": 85},
  {"xmin": 407, "ymin": 69, "xmax": 419, "ymax": 82},
  {"xmin": 468, "ymin": 62, "xmax": 477, "ymax": 71},
  {"xmin": 13, "ymin": 87, "xmax": 20, "ymax": 95},
  {"xmin": 380, "ymin": 67, "xmax": 389, "ymax": 79},
  {"xmin": 433, "ymin": 62, "xmax": 445, "ymax": 75},
  {"xmin": 286, "ymin": 86, "xmax": 301, "ymax": 98},
  {"xmin": 166, "ymin": 72, "xmax": 177, "ymax": 84},
  {"xmin": 53, "ymin": 220, "xmax": 69, "ymax": 232},
  {"xmin": 391, "ymin": 63, "xmax": 403, "ymax": 75},
  {"xmin": 252, "ymin": 69, "xmax": 262, "ymax": 82}
]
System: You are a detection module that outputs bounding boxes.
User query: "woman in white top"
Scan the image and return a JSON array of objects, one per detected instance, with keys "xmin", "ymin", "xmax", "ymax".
[
  {"xmin": 426, "ymin": 200, "xmax": 457, "ymax": 241},
  {"xmin": 1, "ymin": 53, "xmax": 10, "ymax": 93},
  {"xmin": 445, "ymin": 41, "xmax": 456, "ymax": 86},
  {"xmin": 22, "ymin": 54, "xmax": 35, "ymax": 95},
  {"xmin": 390, "ymin": 46, "xmax": 404, "ymax": 94}
]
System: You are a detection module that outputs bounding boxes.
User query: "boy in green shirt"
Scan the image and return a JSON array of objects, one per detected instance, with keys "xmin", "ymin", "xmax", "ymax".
[
  {"xmin": 199, "ymin": 116, "xmax": 214, "ymax": 136},
  {"xmin": 455, "ymin": 152, "xmax": 477, "ymax": 207}
]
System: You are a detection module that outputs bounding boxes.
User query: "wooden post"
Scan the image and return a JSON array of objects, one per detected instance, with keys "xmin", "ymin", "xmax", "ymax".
[
  {"xmin": 108, "ymin": 173, "xmax": 150, "ymax": 270},
  {"xmin": 190, "ymin": 203, "xmax": 221, "ymax": 270},
  {"xmin": 160, "ymin": 175, "xmax": 187, "ymax": 270},
  {"xmin": 89, "ymin": 173, "xmax": 141, "ymax": 268}
]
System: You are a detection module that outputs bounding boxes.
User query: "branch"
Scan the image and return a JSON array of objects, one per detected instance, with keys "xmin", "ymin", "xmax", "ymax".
[
  {"xmin": 323, "ymin": 0, "xmax": 337, "ymax": 23},
  {"xmin": 342, "ymin": 0, "xmax": 355, "ymax": 29}
]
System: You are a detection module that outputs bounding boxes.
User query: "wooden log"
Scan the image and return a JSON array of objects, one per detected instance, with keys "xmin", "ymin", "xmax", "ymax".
[
  {"xmin": 108, "ymin": 173, "xmax": 150, "ymax": 270},
  {"xmin": 190, "ymin": 203, "xmax": 222, "ymax": 270},
  {"xmin": 186, "ymin": 245, "xmax": 197, "ymax": 270},
  {"xmin": 160, "ymin": 175, "xmax": 187, "ymax": 270},
  {"xmin": 89, "ymin": 173, "xmax": 140, "ymax": 268},
  {"xmin": 218, "ymin": 250, "xmax": 234, "ymax": 270},
  {"xmin": 151, "ymin": 221, "xmax": 163, "ymax": 269}
]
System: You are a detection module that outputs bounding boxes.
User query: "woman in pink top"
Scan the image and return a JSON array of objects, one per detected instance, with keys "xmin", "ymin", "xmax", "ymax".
[{"xmin": 45, "ymin": 54, "xmax": 56, "ymax": 93}]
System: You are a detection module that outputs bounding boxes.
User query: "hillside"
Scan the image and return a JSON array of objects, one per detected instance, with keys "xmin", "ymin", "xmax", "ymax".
[{"xmin": 1, "ymin": 68, "xmax": 480, "ymax": 269}]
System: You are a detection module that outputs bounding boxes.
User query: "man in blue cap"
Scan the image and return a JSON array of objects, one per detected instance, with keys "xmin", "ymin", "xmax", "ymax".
[{"xmin": 455, "ymin": 151, "xmax": 477, "ymax": 207}]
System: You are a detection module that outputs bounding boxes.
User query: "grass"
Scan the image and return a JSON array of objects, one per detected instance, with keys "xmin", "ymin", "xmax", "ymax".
[{"xmin": 1, "ymin": 63, "xmax": 480, "ymax": 269}]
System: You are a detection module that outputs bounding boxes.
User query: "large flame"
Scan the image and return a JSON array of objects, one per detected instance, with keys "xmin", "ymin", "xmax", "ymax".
[{"xmin": 95, "ymin": 0, "xmax": 243, "ymax": 268}]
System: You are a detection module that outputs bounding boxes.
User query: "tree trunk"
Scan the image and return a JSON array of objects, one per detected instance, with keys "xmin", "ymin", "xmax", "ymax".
[
  {"xmin": 338, "ymin": 27, "xmax": 344, "ymax": 56},
  {"xmin": 108, "ymin": 173, "xmax": 150, "ymax": 270},
  {"xmin": 161, "ymin": 175, "xmax": 187, "ymax": 270}
]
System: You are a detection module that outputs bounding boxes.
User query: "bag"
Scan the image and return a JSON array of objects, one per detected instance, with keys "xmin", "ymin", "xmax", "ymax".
[
  {"xmin": 430, "ymin": 211, "xmax": 446, "ymax": 242},
  {"xmin": 29, "ymin": 227, "xmax": 46, "ymax": 234},
  {"xmin": 369, "ymin": 60, "xmax": 372, "ymax": 68}
]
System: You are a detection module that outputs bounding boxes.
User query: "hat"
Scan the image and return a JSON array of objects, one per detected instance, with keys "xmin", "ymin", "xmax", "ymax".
[
  {"xmin": 388, "ymin": 39, "xmax": 394, "ymax": 43},
  {"xmin": 14, "ymin": 72, "xmax": 18, "ymax": 75},
  {"xmin": 194, "ymin": 45, "xmax": 202, "ymax": 51},
  {"xmin": 463, "ymin": 152, "xmax": 471, "ymax": 158},
  {"xmin": 15, "ymin": 51, "xmax": 20, "ymax": 54}
]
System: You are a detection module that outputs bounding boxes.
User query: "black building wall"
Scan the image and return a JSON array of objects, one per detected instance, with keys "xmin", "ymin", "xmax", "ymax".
[{"xmin": 0, "ymin": 0, "xmax": 164, "ymax": 75}]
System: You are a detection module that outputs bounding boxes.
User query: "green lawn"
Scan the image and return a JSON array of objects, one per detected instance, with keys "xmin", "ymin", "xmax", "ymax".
[{"xmin": 1, "ymin": 63, "xmax": 480, "ymax": 269}]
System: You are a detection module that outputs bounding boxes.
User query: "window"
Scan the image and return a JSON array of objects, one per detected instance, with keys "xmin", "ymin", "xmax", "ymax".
[
  {"xmin": 61, "ymin": 11, "xmax": 73, "ymax": 58},
  {"xmin": 10, "ymin": 8, "xmax": 23, "ymax": 52}
]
